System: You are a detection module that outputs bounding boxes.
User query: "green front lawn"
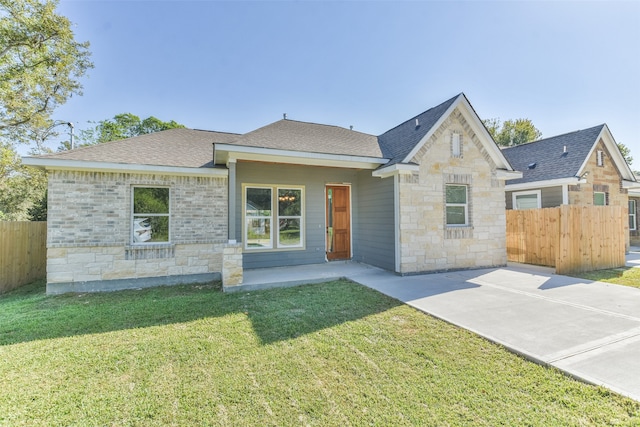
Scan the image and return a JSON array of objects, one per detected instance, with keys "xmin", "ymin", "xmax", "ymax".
[
  {"xmin": 569, "ymin": 267, "xmax": 640, "ymax": 289},
  {"xmin": 1, "ymin": 280, "xmax": 638, "ymax": 426}
]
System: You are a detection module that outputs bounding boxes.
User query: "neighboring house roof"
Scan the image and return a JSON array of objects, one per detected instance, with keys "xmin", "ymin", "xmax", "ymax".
[
  {"xmin": 228, "ymin": 119, "xmax": 382, "ymax": 158},
  {"xmin": 378, "ymin": 94, "xmax": 459, "ymax": 165},
  {"xmin": 502, "ymin": 125, "xmax": 604, "ymax": 185},
  {"xmin": 502, "ymin": 124, "xmax": 637, "ymax": 186},
  {"xmin": 29, "ymin": 128, "xmax": 240, "ymax": 168}
]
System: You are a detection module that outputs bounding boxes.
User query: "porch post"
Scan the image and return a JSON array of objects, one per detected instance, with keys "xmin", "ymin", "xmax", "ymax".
[{"xmin": 228, "ymin": 159, "xmax": 237, "ymax": 243}]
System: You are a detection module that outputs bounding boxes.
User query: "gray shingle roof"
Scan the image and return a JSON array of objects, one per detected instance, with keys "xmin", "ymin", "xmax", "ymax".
[
  {"xmin": 501, "ymin": 124, "xmax": 605, "ymax": 185},
  {"xmin": 377, "ymin": 94, "xmax": 460, "ymax": 165},
  {"xmin": 34, "ymin": 128, "xmax": 240, "ymax": 168},
  {"xmin": 227, "ymin": 119, "xmax": 382, "ymax": 158}
]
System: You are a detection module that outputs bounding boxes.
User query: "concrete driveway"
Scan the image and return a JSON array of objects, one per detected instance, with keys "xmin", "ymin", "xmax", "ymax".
[{"xmin": 346, "ymin": 263, "xmax": 640, "ymax": 402}]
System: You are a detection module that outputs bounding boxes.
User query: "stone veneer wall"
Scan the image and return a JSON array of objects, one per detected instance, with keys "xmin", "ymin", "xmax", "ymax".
[
  {"xmin": 567, "ymin": 139, "xmax": 629, "ymax": 249},
  {"xmin": 397, "ymin": 108, "xmax": 507, "ymax": 274},
  {"xmin": 46, "ymin": 170, "xmax": 229, "ymax": 293}
]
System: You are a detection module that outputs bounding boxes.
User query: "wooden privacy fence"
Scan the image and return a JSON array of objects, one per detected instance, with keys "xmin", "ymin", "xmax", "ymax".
[
  {"xmin": 506, "ymin": 205, "xmax": 626, "ymax": 275},
  {"xmin": 0, "ymin": 221, "xmax": 47, "ymax": 293}
]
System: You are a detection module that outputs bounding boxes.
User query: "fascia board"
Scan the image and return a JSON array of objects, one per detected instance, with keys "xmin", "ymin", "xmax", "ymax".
[
  {"xmin": 372, "ymin": 163, "xmax": 419, "ymax": 178},
  {"xmin": 622, "ymin": 180, "xmax": 640, "ymax": 189},
  {"xmin": 456, "ymin": 97, "xmax": 516, "ymax": 171},
  {"xmin": 495, "ymin": 169, "xmax": 523, "ymax": 180},
  {"xmin": 402, "ymin": 94, "xmax": 461, "ymax": 164},
  {"xmin": 22, "ymin": 157, "xmax": 228, "ymax": 177},
  {"xmin": 215, "ymin": 143, "xmax": 388, "ymax": 169},
  {"xmin": 577, "ymin": 126, "xmax": 636, "ymax": 182},
  {"xmin": 401, "ymin": 94, "xmax": 515, "ymax": 172},
  {"xmin": 505, "ymin": 177, "xmax": 583, "ymax": 191}
]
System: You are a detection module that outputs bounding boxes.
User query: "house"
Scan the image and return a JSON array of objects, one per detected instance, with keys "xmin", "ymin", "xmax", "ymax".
[
  {"xmin": 23, "ymin": 93, "xmax": 522, "ymax": 294},
  {"xmin": 501, "ymin": 124, "xmax": 639, "ymax": 248}
]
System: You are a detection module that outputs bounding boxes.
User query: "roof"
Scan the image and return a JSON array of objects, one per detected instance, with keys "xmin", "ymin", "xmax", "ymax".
[
  {"xmin": 377, "ymin": 94, "xmax": 460, "ymax": 165},
  {"xmin": 501, "ymin": 125, "xmax": 605, "ymax": 185},
  {"xmin": 228, "ymin": 119, "xmax": 382, "ymax": 158},
  {"xmin": 31, "ymin": 128, "xmax": 240, "ymax": 168}
]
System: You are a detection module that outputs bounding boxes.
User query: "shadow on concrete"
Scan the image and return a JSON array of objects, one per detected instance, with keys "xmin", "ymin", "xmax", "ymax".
[{"xmin": 0, "ymin": 279, "xmax": 401, "ymax": 347}]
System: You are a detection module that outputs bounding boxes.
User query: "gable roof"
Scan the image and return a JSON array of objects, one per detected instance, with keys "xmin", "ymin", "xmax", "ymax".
[
  {"xmin": 29, "ymin": 128, "xmax": 240, "ymax": 168},
  {"xmin": 501, "ymin": 124, "xmax": 636, "ymax": 186},
  {"xmin": 377, "ymin": 94, "xmax": 459, "ymax": 165},
  {"xmin": 227, "ymin": 119, "xmax": 382, "ymax": 158}
]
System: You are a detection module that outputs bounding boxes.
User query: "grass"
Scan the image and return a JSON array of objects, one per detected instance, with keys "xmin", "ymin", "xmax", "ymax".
[
  {"xmin": 1, "ymin": 280, "xmax": 639, "ymax": 426},
  {"xmin": 568, "ymin": 267, "xmax": 640, "ymax": 289}
]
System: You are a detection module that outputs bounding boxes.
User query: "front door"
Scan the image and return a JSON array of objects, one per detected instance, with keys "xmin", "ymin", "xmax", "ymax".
[{"xmin": 326, "ymin": 185, "xmax": 351, "ymax": 260}]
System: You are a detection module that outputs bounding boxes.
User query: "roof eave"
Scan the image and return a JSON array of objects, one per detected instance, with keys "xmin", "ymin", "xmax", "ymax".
[
  {"xmin": 214, "ymin": 143, "xmax": 388, "ymax": 170},
  {"xmin": 371, "ymin": 163, "xmax": 420, "ymax": 178},
  {"xmin": 505, "ymin": 176, "xmax": 585, "ymax": 191},
  {"xmin": 22, "ymin": 157, "xmax": 228, "ymax": 177}
]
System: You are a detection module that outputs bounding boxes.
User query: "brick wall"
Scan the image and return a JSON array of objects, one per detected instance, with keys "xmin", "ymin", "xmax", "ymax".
[
  {"xmin": 396, "ymin": 108, "xmax": 507, "ymax": 274},
  {"xmin": 568, "ymin": 139, "xmax": 629, "ymax": 248},
  {"xmin": 46, "ymin": 170, "xmax": 229, "ymax": 292}
]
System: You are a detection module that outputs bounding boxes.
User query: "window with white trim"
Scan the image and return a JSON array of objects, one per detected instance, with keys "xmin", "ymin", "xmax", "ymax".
[
  {"xmin": 513, "ymin": 190, "xmax": 541, "ymax": 210},
  {"xmin": 630, "ymin": 200, "xmax": 637, "ymax": 231},
  {"xmin": 445, "ymin": 184, "xmax": 468, "ymax": 226},
  {"xmin": 245, "ymin": 185, "xmax": 304, "ymax": 250},
  {"xmin": 594, "ymin": 191, "xmax": 607, "ymax": 206},
  {"xmin": 132, "ymin": 187, "xmax": 170, "ymax": 244},
  {"xmin": 597, "ymin": 150, "xmax": 604, "ymax": 167}
]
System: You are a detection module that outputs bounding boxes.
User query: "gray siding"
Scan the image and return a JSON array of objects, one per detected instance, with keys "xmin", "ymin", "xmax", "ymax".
[
  {"xmin": 352, "ymin": 171, "xmax": 395, "ymax": 271},
  {"xmin": 506, "ymin": 186, "xmax": 564, "ymax": 209},
  {"xmin": 235, "ymin": 162, "xmax": 359, "ymax": 269}
]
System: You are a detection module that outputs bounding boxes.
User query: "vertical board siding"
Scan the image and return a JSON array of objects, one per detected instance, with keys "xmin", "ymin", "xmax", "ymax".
[
  {"xmin": 506, "ymin": 205, "xmax": 625, "ymax": 274},
  {"xmin": 353, "ymin": 171, "xmax": 395, "ymax": 271},
  {"xmin": 0, "ymin": 222, "xmax": 46, "ymax": 293}
]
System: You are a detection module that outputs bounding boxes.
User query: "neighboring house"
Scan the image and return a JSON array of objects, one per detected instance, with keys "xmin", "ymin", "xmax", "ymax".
[
  {"xmin": 629, "ymin": 174, "xmax": 640, "ymax": 246},
  {"xmin": 23, "ymin": 93, "xmax": 521, "ymax": 294},
  {"xmin": 501, "ymin": 124, "xmax": 639, "ymax": 248}
]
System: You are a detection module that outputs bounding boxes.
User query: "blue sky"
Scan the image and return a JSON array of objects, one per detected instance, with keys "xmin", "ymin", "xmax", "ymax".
[{"xmin": 49, "ymin": 1, "xmax": 640, "ymax": 166}]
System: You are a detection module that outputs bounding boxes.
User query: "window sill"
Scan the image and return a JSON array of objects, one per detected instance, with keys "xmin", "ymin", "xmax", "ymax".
[
  {"xmin": 445, "ymin": 226, "xmax": 473, "ymax": 239},
  {"xmin": 125, "ymin": 243, "xmax": 175, "ymax": 260}
]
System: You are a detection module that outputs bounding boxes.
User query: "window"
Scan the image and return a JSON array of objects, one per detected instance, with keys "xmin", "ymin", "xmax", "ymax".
[
  {"xmin": 452, "ymin": 132, "xmax": 462, "ymax": 158},
  {"xmin": 245, "ymin": 186, "xmax": 303, "ymax": 250},
  {"xmin": 445, "ymin": 184, "xmax": 468, "ymax": 226},
  {"xmin": 132, "ymin": 187, "xmax": 170, "ymax": 243},
  {"xmin": 594, "ymin": 191, "xmax": 607, "ymax": 206},
  {"xmin": 513, "ymin": 190, "xmax": 541, "ymax": 210},
  {"xmin": 630, "ymin": 200, "xmax": 637, "ymax": 231},
  {"xmin": 597, "ymin": 150, "xmax": 604, "ymax": 167}
]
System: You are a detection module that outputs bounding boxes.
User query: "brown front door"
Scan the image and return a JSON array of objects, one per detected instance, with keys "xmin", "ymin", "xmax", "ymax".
[{"xmin": 326, "ymin": 185, "xmax": 351, "ymax": 260}]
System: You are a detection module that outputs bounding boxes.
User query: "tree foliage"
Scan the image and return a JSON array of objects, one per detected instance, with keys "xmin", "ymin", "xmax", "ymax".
[
  {"xmin": 484, "ymin": 118, "xmax": 542, "ymax": 147},
  {"xmin": 76, "ymin": 113, "xmax": 185, "ymax": 147},
  {"xmin": 0, "ymin": 141, "xmax": 46, "ymax": 220},
  {"xmin": 617, "ymin": 142, "xmax": 633, "ymax": 167},
  {"xmin": 0, "ymin": 0, "xmax": 93, "ymax": 143}
]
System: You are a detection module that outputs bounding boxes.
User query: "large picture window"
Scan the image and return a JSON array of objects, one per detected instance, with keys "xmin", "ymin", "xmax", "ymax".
[
  {"xmin": 132, "ymin": 187, "xmax": 170, "ymax": 243},
  {"xmin": 245, "ymin": 186, "xmax": 304, "ymax": 250},
  {"xmin": 445, "ymin": 184, "xmax": 468, "ymax": 226}
]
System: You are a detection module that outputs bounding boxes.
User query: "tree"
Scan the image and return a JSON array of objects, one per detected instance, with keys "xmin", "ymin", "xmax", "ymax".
[
  {"xmin": 0, "ymin": 141, "xmax": 46, "ymax": 220},
  {"xmin": 483, "ymin": 118, "xmax": 542, "ymax": 147},
  {"xmin": 0, "ymin": 0, "xmax": 93, "ymax": 143},
  {"xmin": 75, "ymin": 113, "xmax": 185, "ymax": 148},
  {"xmin": 617, "ymin": 142, "xmax": 633, "ymax": 167}
]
